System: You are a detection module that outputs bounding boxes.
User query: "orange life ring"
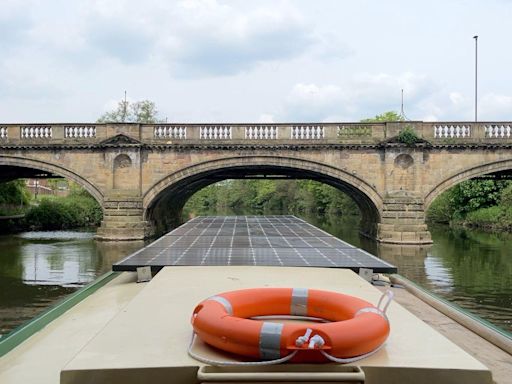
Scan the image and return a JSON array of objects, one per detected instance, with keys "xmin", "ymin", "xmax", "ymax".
[{"xmin": 191, "ymin": 288, "xmax": 390, "ymax": 363}]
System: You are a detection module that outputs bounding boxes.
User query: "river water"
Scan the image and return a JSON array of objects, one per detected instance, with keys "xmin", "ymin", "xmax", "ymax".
[{"xmin": 0, "ymin": 215, "xmax": 511, "ymax": 337}]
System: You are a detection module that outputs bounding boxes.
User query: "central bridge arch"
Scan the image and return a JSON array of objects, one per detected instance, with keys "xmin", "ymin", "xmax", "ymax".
[{"xmin": 143, "ymin": 156, "xmax": 383, "ymax": 238}]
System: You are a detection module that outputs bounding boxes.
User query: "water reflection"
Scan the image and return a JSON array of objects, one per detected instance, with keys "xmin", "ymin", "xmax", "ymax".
[{"xmin": 0, "ymin": 231, "xmax": 144, "ymax": 336}]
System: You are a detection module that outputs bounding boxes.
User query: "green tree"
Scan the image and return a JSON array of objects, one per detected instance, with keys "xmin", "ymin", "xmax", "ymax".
[
  {"xmin": 360, "ymin": 111, "xmax": 404, "ymax": 123},
  {"xmin": 0, "ymin": 180, "xmax": 30, "ymax": 206},
  {"xmin": 449, "ymin": 179, "xmax": 509, "ymax": 218},
  {"xmin": 97, "ymin": 99, "xmax": 162, "ymax": 123}
]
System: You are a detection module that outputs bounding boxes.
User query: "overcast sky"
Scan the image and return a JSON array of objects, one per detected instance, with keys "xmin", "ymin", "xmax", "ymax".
[{"xmin": 1, "ymin": 0, "xmax": 511, "ymax": 123}]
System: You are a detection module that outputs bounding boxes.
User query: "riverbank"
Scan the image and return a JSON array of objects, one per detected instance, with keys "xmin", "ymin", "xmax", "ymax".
[{"xmin": 0, "ymin": 194, "xmax": 102, "ymax": 234}]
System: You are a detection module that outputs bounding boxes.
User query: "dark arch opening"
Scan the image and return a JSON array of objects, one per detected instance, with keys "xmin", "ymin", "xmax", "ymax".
[{"xmin": 144, "ymin": 165, "xmax": 381, "ymax": 239}]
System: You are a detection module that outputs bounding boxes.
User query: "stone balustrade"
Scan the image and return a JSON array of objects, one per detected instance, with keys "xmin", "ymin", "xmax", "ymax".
[
  {"xmin": 64, "ymin": 125, "xmax": 96, "ymax": 138},
  {"xmin": 21, "ymin": 125, "xmax": 52, "ymax": 139},
  {"xmin": 245, "ymin": 125, "xmax": 278, "ymax": 139},
  {"xmin": 0, "ymin": 122, "xmax": 511, "ymax": 145}
]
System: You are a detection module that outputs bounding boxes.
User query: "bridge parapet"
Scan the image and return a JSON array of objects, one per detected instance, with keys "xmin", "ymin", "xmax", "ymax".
[
  {"xmin": 1, "ymin": 122, "xmax": 512, "ymax": 146},
  {"xmin": 143, "ymin": 122, "xmax": 388, "ymax": 143},
  {"xmin": 421, "ymin": 122, "xmax": 512, "ymax": 142}
]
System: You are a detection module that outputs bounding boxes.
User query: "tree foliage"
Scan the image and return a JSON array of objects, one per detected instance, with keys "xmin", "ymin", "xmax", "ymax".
[
  {"xmin": 184, "ymin": 180, "xmax": 359, "ymax": 218},
  {"xmin": 449, "ymin": 179, "xmax": 509, "ymax": 217},
  {"xmin": 360, "ymin": 111, "xmax": 404, "ymax": 123},
  {"xmin": 0, "ymin": 180, "xmax": 30, "ymax": 206},
  {"xmin": 427, "ymin": 179, "xmax": 512, "ymax": 230},
  {"xmin": 24, "ymin": 194, "xmax": 102, "ymax": 229},
  {"xmin": 97, "ymin": 99, "xmax": 162, "ymax": 123}
]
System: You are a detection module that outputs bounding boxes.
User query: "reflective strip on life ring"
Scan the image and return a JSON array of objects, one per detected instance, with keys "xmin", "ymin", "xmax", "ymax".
[
  {"xmin": 259, "ymin": 322, "xmax": 283, "ymax": 360},
  {"xmin": 290, "ymin": 287, "xmax": 308, "ymax": 316},
  {"xmin": 191, "ymin": 288, "xmax": 390, "ymax": 363}
]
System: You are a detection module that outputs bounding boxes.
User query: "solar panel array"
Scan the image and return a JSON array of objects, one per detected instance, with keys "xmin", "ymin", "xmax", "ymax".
[{"xmin": 113, "ymin": 216, "xmax": 396, "ymax": 273}]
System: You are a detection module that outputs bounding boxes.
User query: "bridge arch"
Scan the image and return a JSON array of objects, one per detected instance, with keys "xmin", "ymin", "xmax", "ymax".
[
  {"xmin": 0, "ymin": 155, "xmax": 104, "ymax": 206},
  {"xmin": 424, "ymin": 158, "xmax": 512, "ymax": 210},
  {"xmin": 143, "ymin": 156, "xmax": 383, "ymax": 237}
]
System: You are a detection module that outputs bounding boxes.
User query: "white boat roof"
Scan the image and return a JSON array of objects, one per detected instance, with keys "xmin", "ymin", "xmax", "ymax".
[{"xmin": 54, "ymin": 266, "xmax": 491, "ymax": 384}]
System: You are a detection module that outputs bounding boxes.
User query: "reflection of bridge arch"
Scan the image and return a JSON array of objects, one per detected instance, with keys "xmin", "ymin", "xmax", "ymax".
[
  {"xmin": 0, "ymin": 155, "xmax": 104, "ymax": 206},
  {"xmin": 143, "ymin": 156, "xmax": 383, "ymax": 237},
  {"xmin": 424, "ymin": 159, "xmax": 512, "ymax": 210}
]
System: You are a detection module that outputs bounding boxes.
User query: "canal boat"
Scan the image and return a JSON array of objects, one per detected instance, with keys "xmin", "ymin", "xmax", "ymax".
[{"xmin": 0, "ymin": 216, "xmax": 511, "ymax": 384}]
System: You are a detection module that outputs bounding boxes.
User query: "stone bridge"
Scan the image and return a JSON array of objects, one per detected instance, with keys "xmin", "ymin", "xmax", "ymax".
[{"xmin": 1, "ymin": 121, "xmax": 511, "ymax": 244}]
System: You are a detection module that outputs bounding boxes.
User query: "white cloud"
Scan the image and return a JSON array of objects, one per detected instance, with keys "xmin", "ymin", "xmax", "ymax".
[
  {"xmin": 285, "ymin": 83, "xmax": 347, "ymax": 121},
  {"xmin": 479, "ymin": 93, "xmax": 512, "ymax": 120},
  {"xmin": 0, "ymin": 1, "xmax": 511, "ymax": 123},
  {"xmin": 158, "ymin": 1, "xmax": 315, "ymax": 76},
  {"xmin": 282, "ymin": 73, "xmax": 436, "ymax": 121},
  {"xmin": 258, "ymin": 114, "xmax": 275, "ymax": 123}
]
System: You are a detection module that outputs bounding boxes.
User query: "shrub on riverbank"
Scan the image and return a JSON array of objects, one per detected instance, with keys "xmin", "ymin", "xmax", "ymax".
[
  {"xmin": 24, "ymin": 195, "xmax": 102, "ymax": 230},
  {"xmin": 427, "ymin": 179, "xmax": 512, "ymax": 231}
]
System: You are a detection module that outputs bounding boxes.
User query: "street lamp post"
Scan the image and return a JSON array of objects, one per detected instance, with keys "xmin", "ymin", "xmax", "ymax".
[{"xmin": 473, "ymin": 35, "xmax": 478, "ymax": 122}]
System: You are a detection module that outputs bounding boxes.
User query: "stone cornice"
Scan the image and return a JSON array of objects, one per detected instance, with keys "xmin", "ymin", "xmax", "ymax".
[{"xmin": 1, "ymin": 142, "xmax": 512, "ymax": 151}]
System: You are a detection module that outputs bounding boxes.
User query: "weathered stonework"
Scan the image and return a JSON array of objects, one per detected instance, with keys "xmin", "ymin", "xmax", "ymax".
[{"xmin": 1, "ymin": 122, "xmax": 512, "ymax": 244}]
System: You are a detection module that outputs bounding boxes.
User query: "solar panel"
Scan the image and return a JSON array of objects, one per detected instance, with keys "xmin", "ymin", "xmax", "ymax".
[{"xmin": 113, "ymin": 216, "xmax": 397, "ymax": 273}]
